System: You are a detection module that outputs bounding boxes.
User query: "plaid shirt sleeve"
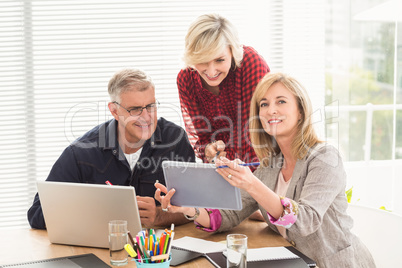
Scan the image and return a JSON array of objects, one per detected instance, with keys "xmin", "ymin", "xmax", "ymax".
[
  {"xmin": 237, "ymin": 46, "xmax": 270, "ymax": 162},
  {"xmin": 177, "ymin": 69, "xmax": 209, "ymax": 159}
]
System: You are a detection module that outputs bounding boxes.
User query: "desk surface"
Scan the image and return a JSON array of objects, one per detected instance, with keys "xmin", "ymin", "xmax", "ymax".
[{"xmin": 0, "ymin": 219, "xmax": 290, "ymax": 267}]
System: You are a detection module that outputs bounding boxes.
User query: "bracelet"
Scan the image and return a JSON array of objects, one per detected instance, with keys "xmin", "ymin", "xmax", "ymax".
[{"xmin": 184, "ymin": 207, "xmax": 200, "ymax": 221}]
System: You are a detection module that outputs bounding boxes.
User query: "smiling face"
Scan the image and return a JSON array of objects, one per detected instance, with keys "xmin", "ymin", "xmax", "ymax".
[
  {"xmin": 109, "ymin": 86, "xmax": 157, "ymax": 152},
  {"xmin": 193, "ymin": 46, "xmax": 232, "ymax": 89},
  {"xmin": 258, "ymin": 82, "xmax": 302, "ymax": 141}
]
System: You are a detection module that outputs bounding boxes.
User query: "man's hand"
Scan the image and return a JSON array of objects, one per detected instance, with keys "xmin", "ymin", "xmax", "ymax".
[
  {"xmin": 137, "ymin": 196, "xmax": 157, "ymax": 227},
  {"xmin": 137, "ymin": 192, "xmax": 191, "ymax": 228}
]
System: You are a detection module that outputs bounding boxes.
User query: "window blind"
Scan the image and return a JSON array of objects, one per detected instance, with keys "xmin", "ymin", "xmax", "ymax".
[
  {"xmin": 0, "ymin": 0, "xmax": 245, "ymax": 229},
  {"xmin": 0, "ymin": 0, "xmax": 327, "ymax": 229}
]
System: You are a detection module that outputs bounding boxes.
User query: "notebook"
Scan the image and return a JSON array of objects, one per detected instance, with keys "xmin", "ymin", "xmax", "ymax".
[
  {"xmin": 170, "ymin": 237, "xmax": 226, "ymax": 266},
  {"xmin": 237, "ymin": 247, "xmax": 300, "ymax": 261},
  {"xmin": 206, "ymin": 251, "xmax": 310, "ymax": 268},
  {"xmin": 207, "ymin": 246, "xmax": 316, "ymax": 268},
  {"xmin": 170, "ymin": 248, "xmax": 204, "ymax": 266},
  {"xmin": 172, "ymin": 236, "xmax": 226, "ymax": 254},
  {"xmin": 0, "ymin": 253, "xmax": 111, "ymax": 268},
  {"xmin": 169, "ymin": 236, "xmax": 315, "ymax": 268},
  {"xmin": 162, "ymin": 161, "xmax": 242, "ymax": 210},
  {"xmin": 284, "ymin": 246, "xmax": 317, "ymax": 267},
  {"xmin": 36, "ymin": 181, "xmax": 142, "ymax": 248},
  {"xmin": 206, "ymin": 247, "xmax": 315, "ymax": 268}
]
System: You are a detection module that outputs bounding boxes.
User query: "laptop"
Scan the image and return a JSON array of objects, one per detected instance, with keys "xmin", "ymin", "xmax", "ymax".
[{"xmin": 36, "ymin": 181, "xmax": 142, "ymax": 248}]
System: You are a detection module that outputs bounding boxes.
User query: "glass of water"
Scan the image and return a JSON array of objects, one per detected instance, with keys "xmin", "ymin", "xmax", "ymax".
[
  {"xmin": 108, "ymin": 220, "xmax": 128, "ymax": 266},
  {"xmin": 226, "ymin": 234, "xmax": 247, "ymax": 268}
]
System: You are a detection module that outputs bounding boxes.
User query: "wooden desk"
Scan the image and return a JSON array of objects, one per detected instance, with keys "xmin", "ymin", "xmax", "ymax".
[{"xmin": 0, "ymin": 219, "xmax": 290, "ymax": 267}]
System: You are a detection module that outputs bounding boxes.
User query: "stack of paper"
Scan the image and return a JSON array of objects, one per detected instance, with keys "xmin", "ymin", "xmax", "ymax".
[{"xmin": 171, "ymin": 236, "xmax": 226, "ymax": 254}]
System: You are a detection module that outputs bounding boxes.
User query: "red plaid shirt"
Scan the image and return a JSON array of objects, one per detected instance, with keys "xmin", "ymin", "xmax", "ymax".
[{"xmin": 177, "ymin": 46, "xmax": 270, "ymax": 163}]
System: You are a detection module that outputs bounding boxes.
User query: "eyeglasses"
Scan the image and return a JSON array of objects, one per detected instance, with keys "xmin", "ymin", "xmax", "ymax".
[{"xmin": 113, "ymin": 100, "xmax": 159, "ymax": 117}]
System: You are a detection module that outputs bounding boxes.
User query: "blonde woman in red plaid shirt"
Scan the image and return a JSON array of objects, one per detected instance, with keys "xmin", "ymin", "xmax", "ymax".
[{"xmin": 177, "ymin": 13, "xmax": 270, "ymax": 164}]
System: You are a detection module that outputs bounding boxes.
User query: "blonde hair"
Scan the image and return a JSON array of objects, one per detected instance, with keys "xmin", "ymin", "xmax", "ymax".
[
  {"xmin": 108, "ymin": 68, "xmax": 154, "ymax": 102},
  {"xmin": 183, "ymin": 13, "xmax": 243, "ymax": 68},
  {"xmin": 249, "ymin": 72, "xmax": 321, "ymax": 166}
]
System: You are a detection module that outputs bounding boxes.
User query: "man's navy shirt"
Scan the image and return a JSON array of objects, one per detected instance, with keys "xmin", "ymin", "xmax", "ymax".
[{"xmin": 28, "ymin": 117, "xmax": 195, "ymax": 229}]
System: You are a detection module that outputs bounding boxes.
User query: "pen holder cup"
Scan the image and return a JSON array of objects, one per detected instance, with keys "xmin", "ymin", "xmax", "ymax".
[{"xmin": 133, "ymin": 254, "xmax": 171, "ymax": 268}]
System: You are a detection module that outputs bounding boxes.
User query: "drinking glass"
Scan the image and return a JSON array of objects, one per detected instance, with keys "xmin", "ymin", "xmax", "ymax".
[
  {"xmin": 226, "ymin": 234, "xmax": 247, "ymax": 268},
  {"xmin": 109, "ymin": 220, "xmax": 128, "ymax": 266}
]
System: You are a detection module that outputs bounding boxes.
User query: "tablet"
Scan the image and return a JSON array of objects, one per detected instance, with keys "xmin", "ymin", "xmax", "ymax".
[
  {"xmin": 162, "ymin": 161, "xmax": 242, "ymax": 210},
  {"xmin": 37, "ymin": 181, "xmax": 142, "ymax": 248}
]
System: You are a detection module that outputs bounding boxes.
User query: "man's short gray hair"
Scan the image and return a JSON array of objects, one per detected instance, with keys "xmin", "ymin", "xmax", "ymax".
[{"xmin": 108, "ymin": 68, "xmax": 154, "ymax": 102}]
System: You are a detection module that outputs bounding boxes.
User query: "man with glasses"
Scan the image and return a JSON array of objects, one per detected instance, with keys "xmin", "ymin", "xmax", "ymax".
[{"xmin": 28, "ymin": 68, "xmax": 196, "ymax": 229}]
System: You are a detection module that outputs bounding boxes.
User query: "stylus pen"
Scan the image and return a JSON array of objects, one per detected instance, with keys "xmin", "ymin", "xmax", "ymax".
[{"xmin": 216, "ymin": 162, "xmax": 260, "ymax": 169}]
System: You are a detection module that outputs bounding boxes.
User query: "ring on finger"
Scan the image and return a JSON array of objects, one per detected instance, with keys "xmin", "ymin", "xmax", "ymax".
[
  {"xmin": 227, "ymin": 174, "xmax": 233, "ymax": 179},
  {"xmin": 162, "ymin": 207, "xmax": 169, "ymax": 212}
]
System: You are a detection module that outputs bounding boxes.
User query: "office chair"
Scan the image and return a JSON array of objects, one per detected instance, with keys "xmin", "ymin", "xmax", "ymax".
[{"xmin": 347, "ymin": 203, "xmax": 402, "ymax": 268}]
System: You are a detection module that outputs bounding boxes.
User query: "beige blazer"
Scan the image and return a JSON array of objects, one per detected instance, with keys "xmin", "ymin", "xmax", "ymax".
[{"xmin": 218, "ymin": 144, "xmax": 376, "ymax": 268}]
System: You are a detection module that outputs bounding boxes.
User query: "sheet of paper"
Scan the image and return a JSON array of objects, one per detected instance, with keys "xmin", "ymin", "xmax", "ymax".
[
  {"xmin": 247, "ymin": 247, "xmax": 300, "ymax": 261},
  {"xmin": 171, "ymin": 236, "xmax": 226, "ymax": 254}
]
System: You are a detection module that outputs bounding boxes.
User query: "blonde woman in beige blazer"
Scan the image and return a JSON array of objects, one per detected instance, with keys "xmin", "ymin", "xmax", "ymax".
[{"xmin": 155, "ymin": 72, "xmax": 376, "ymax": 268}]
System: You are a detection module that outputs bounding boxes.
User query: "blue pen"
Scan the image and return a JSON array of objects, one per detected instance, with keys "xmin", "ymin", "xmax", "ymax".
[{"xmin": 217, "ymin": 162, "xmax": 260, "ymax": 168}]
